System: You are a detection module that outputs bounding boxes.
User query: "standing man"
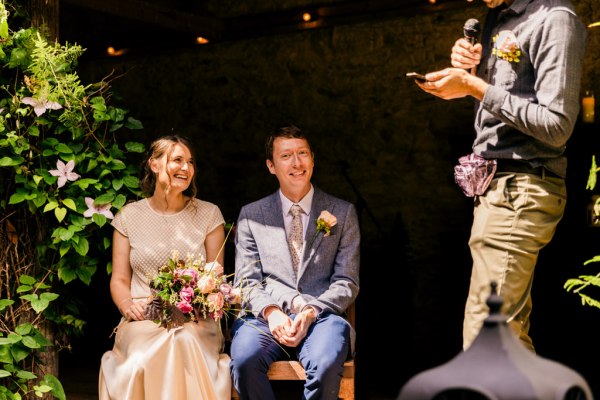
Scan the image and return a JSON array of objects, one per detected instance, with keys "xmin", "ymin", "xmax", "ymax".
[
  {"xmin": 230, "ymin": 125, "xmax": 360, "ymax": 399},
  {"xmin": 414, "ymin": 0, "xmax": 586, "ymax": 351}
]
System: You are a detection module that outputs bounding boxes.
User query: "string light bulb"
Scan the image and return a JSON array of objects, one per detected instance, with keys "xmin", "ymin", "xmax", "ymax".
[
  {"xmin": 302, "ymin": 12, "xmax": 312, "ymax": 22},
  {"xmin": 589, "ymin": 21, "xmax": 600, "ymax": 29},
  {"xmin": 428, "ymin": 0, "xmax": 436, "ymax": 4},
  {"xmin": 196, "ymin": 36, "xmax": 209, "ymax": 44}
]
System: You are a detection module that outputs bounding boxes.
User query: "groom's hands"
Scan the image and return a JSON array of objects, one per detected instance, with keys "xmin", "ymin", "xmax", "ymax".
[
  {"xmin": 282, "ymin": 308, "xmax": 317, "ymax": 347},
  {"xmin": 265, "ymin": 306, "xmax": 317, "ymax": 347},
  {"xmin": 266, "ymin": 307, "xmax": 293, "ymax": 342}
]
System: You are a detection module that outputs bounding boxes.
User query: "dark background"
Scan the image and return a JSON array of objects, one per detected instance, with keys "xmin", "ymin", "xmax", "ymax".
[{"xmin": 54, "ymin": 0, "xmax": 600, "ymax": 398}]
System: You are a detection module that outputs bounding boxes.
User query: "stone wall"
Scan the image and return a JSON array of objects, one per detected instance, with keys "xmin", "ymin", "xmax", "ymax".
[{"xmin": 78, "ymin": 2, "xmax": 600, "ymax": 397}]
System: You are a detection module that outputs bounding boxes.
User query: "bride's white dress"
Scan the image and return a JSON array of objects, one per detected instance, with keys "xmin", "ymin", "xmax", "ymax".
[{"xmin": 98, "ymin": 198, "xmax": 231, "ymax": 400}]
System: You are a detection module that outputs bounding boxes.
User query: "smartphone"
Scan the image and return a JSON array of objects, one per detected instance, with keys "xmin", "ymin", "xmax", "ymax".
[{"xmin": 406, "ymin": 72, "xmax": 427, "ymax": 82}]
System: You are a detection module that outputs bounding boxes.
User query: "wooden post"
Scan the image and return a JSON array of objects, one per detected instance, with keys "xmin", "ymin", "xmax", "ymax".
[
  {"xmin": 26, "ymin": 0, "xmax": 59, "ymax": 42},
  {"xmin": 22, "ymin": 2, "xmax": 61, "ymax": 395}
]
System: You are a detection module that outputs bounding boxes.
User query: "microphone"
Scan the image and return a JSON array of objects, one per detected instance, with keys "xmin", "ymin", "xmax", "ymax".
[{"xmin": 463, "ymin": 18, "xmax": 480, "ymax": 45}]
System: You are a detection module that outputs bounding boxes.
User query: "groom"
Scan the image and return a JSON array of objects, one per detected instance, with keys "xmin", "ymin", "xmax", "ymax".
[{"xmin": 230, "ymin": 125, "xmax": 360, "ymax": 400}]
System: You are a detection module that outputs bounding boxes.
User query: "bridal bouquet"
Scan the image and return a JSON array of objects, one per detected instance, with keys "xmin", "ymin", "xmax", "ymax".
[{"xmin": 145, "ymin": 250, "xmax": 242, "ymax": 330}]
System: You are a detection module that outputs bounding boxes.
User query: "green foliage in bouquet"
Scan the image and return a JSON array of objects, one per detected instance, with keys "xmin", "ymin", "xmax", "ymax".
[
  {"xmin": 564, "ymin": 155, "xmax": 600, "ymax": 309},
  {"xmin": 0, "ymin": 2, "xmax": 144, "ymax": 398}
]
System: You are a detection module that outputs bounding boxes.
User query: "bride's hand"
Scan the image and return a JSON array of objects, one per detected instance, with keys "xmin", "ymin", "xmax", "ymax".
[{"xmin": 121, "ymin": 299, "xmax": 147, "ymax": 321}]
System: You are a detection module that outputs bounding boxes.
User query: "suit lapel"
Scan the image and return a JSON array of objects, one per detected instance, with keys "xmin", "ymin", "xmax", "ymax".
[
  {"xmin": 301, "ymin": 187, "xmax": 333, "ymax": 273},
  {"xmin": 261, "ymin": 192, "xmax": 296, "ymax": 271}
]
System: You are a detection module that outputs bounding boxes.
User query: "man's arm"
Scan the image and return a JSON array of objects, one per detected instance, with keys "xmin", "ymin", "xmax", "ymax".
[{"xmin": 481, "ymin": 11, "xmax": 586, "ymax": 147}]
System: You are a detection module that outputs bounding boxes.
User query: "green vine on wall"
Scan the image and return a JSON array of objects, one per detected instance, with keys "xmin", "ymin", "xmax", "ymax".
[{"xmin": 0, "ymin": 2, "xmax": 144, "ymax": 398}]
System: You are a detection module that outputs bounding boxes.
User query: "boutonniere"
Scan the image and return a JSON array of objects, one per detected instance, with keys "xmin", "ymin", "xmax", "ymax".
[
  {"xmin": 308, "ymin": 210, "xmax": 337, "ymax": 248},
  {"xmin": 492, "ymin": 30, "xmax": 521, "ymax": 63}
]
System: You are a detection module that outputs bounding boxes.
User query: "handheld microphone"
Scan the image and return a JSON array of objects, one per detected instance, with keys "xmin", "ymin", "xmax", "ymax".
[{"xmin": 463, "ymin": 18, "xmax": 480, "ymax": 45}]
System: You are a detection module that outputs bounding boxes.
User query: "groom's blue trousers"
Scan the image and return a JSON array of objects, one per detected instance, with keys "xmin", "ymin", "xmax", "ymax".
[{"xmin": 230, "ymin": 312, "xmax": 351, "ymax": 400}]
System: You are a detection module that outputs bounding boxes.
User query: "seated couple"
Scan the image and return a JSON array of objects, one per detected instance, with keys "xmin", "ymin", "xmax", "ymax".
[{"xmin": 98, "ymin": 125, "xmax": 360, "ymax": 400}]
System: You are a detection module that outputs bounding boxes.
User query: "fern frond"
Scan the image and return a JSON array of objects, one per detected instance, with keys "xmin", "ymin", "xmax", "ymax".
[
  {"xmin": 579, "ymin": 293, "xmax": 600, "ymax": 309},
  {"xmin": 564, "ymin": 278, "xmax": 587, "ymax": 292}
]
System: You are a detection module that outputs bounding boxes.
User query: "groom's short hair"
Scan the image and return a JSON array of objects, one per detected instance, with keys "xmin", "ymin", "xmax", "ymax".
[{"xmin": 265, "ymin": 125, "xmax": 311, "ymax": 161}]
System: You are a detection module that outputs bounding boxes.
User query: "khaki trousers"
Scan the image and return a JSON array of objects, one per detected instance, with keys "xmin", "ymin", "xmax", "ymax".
[{"xmin": 463, "ymin": 172, "xmax": 566, "ymax": 352}]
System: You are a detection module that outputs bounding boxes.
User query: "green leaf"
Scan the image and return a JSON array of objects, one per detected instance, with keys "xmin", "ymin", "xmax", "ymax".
[
  {"xmin": 33, "ymin": 174, "xmax": 43, "ymax": 185},
  {"xmin": 125, "ymin": 117, "xmax": 144, "ymax": 130},
  {"xmin": 87, "ymin": 158, "xmax": 98, "ymax": 172},
  {"xmin": 58, "ymin": 266, "xmax": 76, "ymax": 283},
  {"xmin": 109, "ymin": 159, "xmax": 126, "ymax": 170},
  {"xmin": 28, "ymin": 293, "xmax": 57, "ymax": 313},
  {"xmin": 59, "ymin": 242, "xmax": 70, "ymax": 257},
  {"xmin": 15, "ymin": 324, "xmax": 32, "ymax": 336},
  {"xmin": 8, "ymin": 192, "xmax": 26, "ymax": 204},
  {"xmin": 41, "ymin": 374, "xmax": 66, "ymax": 400},
  {"xmin": 21, "ymin": 336, "xmax": 41, "ymax": 349},
  {"xmin": 77, "ymin": 265, "xmax": 96, "ymax": 285},
  {"xmin": 72, "ymin": 237, "xmax": 89, "ymax": 256},
  {"xmin": 123, "ymin": 176, "xmax": 140, "ymax": 188},
  {"xmin": 0, "ymin": 156, "xmax": 24, "ymax": 166},
  {"xmin": 19, "ymin": 275, "xmax": 36, "ymax": 285},
  {"xmin": 92, "ymin": 213, "xmax": 107, "ymax": 227},
  {"xmin": 0, "ymin": 299, "xmax": 14, "ymax": 311},
  {"xmin": 0, "ymin": 370, "xmax": 11, "ymax": 378},
  {"xmin": 125, "ymin": 141, "xmax": 145, "ymax": 152},
  {"xmin": 15, "ymin": 370, "xmax": 36, "ymax": 380},
  {"xmin": 113, "ymin": 194, "xmax": 127, "ymax": 208},
  {"xmin": 55, "ymin": 144, "xmax": 73, "ymax": 154},
  {"xmin": 0, "ymin": 345, "xmax": 12, "ymax": 363},
  {"xmin": 95, "ymin": 193, "xmax": 115, "ymax": 204},
  {"xmin": 28, "ymin": 125, "xmax": 40, "ymax": 137},
  {"xmin": 62, "ymin": 198, "xmax": 77, "ymax": 211},
  {"xmin": 54, "ymin": 207, "xmax": 67, "ymax": 222},
  {"xmin": 43, "ymin": 201, "xmax": 58, "ymax": 212},
  {"xmin": 16, "ymin": 285, "xmax": 32, "ymax": 293},
  {"xmin": 112, "ymin": 178, "xmax": 123, "ymax": 191}
]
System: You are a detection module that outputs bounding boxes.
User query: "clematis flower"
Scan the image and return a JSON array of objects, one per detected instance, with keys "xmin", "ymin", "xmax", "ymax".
[
  {"xmin": 83, "ymin": 197, "xmax": 114, "ymax": 219},
  {"xmin": 49, "ymin": 159, "xmax": 80, "ymax": 188},
  {"xmin": 21, "ymin": 96, "xmax": 62, "ymax": 117}
]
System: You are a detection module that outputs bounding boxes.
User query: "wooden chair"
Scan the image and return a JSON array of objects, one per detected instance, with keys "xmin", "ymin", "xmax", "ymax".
[{"xmin": 231, "ymin": 302, "xmax": 356, "ymax": 399}]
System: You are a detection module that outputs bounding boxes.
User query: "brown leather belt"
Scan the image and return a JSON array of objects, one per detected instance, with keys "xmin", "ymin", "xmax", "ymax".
[{"xmin": 495, "ymin": 160, "xmax": 562, "ymax": 179}]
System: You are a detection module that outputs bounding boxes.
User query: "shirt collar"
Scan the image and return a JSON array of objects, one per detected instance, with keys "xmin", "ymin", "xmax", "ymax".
[
  {"xmin": 279, "ymin": 185, "xmax": 314, "ymax": 215},
  {"xmin": 503, "ymin": 0, "xmax": 532, "ymax": 16}
]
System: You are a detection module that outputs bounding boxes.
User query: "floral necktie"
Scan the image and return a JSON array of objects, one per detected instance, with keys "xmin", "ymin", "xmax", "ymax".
[{"xmin": 288, "ymin": 204, "xmax": 303, "ymax": 273}]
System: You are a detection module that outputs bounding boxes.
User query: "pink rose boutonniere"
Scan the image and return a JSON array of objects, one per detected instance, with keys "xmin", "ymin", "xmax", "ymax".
[
  {"xmin": 492, "ymin": 30, "xmax": 521, "ymax": 63},
  {"xmin": 308, "ymin": 210, "xmax": 337, "ymax": 248}
]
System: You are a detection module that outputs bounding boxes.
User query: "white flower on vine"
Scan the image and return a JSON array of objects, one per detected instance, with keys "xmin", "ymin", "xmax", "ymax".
[
  {"xmin": 21, "ymin": 96, "xmax": 62, "ymax": 116},
  {"xmin": 83, "ymin": 197, "xmax": 114, "ymax": 219},
  {"xmin": 48, "ymin": 159, "xmax": 80, "ymax": 188}
]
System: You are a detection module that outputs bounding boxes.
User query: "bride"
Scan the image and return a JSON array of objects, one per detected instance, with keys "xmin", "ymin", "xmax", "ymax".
[{"xmin": 99, "ymin": 134, "xmax": 231, "ymax": 399}]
